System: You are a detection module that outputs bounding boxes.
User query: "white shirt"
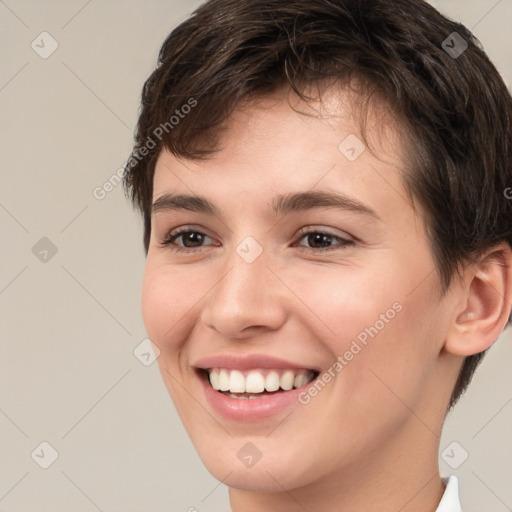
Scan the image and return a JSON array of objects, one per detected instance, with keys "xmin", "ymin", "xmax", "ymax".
[{"xmin": 436, "ymin": 476, "xmax": 462, "ymax": 512}]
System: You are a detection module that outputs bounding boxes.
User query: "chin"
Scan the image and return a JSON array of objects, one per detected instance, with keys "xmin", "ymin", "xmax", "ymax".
[{"xmin": 192, "ymin": 438, "xmax": 319, "ymax": 493}]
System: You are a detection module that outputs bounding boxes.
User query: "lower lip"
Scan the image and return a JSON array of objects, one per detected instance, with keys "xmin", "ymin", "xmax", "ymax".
[{"xmin": 198, "ymin": 372, "xmax": 310, "ymax": 422}]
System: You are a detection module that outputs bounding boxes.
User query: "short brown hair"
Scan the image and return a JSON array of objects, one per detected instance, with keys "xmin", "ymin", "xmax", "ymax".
[{"xmin": 123, "ymin": 0, "xmax": 512, "ymax": 408}]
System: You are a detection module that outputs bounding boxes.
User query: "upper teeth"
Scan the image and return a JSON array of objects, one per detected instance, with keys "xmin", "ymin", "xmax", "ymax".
[{"xmin": 208, "ymin": 368, "xmax": 315, "ymax": 394}]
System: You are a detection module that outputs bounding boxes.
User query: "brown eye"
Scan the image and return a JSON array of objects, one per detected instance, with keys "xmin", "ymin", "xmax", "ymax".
[
  {"xmin": 296, "ymin": 229, "xmax": 354, "ymax": 251},
  {"xmin": 160, "ymin": 228, "xmax": 215, "ymax": 251},
  {"xmin": 176, "ymin": 231, "xmax": 206, "ymax": 247}
]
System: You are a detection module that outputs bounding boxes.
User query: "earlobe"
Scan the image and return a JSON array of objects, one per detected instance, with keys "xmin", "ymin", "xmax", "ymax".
[{"xmin": 445, "ymin": 242, "xmax": 512, "ymax": 356}]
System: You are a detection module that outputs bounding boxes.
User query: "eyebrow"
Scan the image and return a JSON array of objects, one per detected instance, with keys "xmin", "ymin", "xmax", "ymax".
[{"xmin": 151, "ymin": 191, "xmax": 380, "ymax": 220}]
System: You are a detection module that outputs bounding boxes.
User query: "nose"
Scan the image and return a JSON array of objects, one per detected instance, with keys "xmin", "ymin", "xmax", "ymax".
[{"xmin": 200, "ymin": 246, "xmax": 288, "ymax": 340}]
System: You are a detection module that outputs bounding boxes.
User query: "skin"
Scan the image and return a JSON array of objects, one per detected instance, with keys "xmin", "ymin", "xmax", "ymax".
[{"xmin": 141, "ymin": 84, "xmax": 512, "ymax": 511}]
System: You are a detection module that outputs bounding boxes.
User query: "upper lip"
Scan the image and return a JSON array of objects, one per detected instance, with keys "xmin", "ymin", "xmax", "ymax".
[{"xmin": 193, "ymin": 354, "xmax": 320, "ymax": 372}]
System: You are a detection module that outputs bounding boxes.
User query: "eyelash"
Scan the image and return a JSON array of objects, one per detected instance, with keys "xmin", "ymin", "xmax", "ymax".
[{"xmin": 159, "ymin": 227, "xmax": 355, "ymax": 253}]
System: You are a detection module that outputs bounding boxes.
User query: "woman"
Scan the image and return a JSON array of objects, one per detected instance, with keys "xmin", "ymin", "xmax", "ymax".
[{"xmin": 123, "ymin": 1, "xmax": 512, "ymax": 509}]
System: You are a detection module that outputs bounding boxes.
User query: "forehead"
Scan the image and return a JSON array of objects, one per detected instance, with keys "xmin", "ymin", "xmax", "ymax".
[{"xmin": 152, "ymin": 84, "xmax": 412, "ymax": 220}]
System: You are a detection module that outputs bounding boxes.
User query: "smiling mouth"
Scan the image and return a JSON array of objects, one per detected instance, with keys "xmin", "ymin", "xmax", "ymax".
[{"xmin": 201, "ymin": 368, "xmax": 319, "ymax": 399}]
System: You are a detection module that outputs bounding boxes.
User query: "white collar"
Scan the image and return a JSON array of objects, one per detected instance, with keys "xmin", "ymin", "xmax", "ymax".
[{"xmin": 436, "ymin": 476, "xmax": 462, "ymax": 512}]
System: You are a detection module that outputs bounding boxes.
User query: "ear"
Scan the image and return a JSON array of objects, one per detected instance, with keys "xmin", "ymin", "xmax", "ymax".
[{"xmin": 444, "ymin": 242, "xmax": 512, "ymax": 356}]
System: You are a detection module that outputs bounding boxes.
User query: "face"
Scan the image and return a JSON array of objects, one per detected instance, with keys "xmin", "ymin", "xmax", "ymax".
[{"xmin": 142, "ymin": 85, "xmax": 456, "ymax": 494}]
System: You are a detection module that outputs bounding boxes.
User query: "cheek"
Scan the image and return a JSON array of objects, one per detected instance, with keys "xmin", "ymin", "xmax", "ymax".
[
  {"xmin": 141, "ymin": 264, "xmax": 198, "ymax": 414},
  {"xmin": 283, "ymin": 259, "xmax": 402, "ymax": 343},
  {"xmin": 295, "ymin": 257, "xmax": 440, "ymax": 397},
  {"xmin": 339, "ymin": 277, "xmax": 443, "ymax": 415},
  {"xmin": 141, "ymin": 264, "xmax": 191, "ymax": 348}
]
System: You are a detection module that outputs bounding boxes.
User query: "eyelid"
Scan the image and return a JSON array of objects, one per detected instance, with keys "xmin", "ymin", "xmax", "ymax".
[{"xmin": 296, "ymin": 225, "xmax": 353, "ymax": 240}]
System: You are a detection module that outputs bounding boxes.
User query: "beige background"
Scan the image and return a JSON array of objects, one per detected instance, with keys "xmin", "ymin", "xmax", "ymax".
[{"xmin": 1, "ymin": 0, "xmax": 511, "ymax": 510}]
